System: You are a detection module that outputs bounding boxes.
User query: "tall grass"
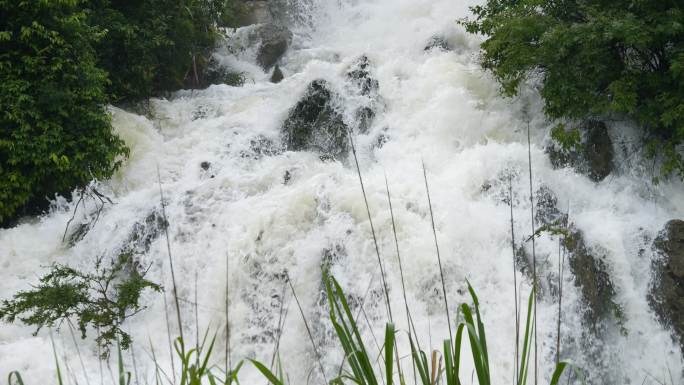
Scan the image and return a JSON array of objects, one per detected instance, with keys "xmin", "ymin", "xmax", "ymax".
[
  {"xmin": 526, "ymin": 122, "xmax": 539, "ymax": 385},
  {"xmin": 10, "ymin": 164, "xmax": 577, "ymax": 385},
  {"xmin": 9, "ymin": 272, "xmax": 573, "ymax": 385},
  {"xmin": 347, "ymin": 132, "xmax": 394, "ymax": 323}
]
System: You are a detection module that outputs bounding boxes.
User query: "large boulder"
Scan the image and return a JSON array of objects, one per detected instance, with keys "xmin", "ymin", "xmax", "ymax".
[
  {"xmin": 514, "ymin": 185, "xmax": 623, "ymax": 331},
  {"xmin": 234, "ymin": 0, "xmax": 274, "ymax": 26},
  {"xmin": 547, "ymin": 120, "xmax": 615, "ymax": 182},
  {"xmin": 256, "ymin": 23, "xmax": 292, "ymax": 70},
  {"xmin": 282, "ymin": 80, "xmax": 349, "ymax": 159},
  {"xmin": 649, "ymin": 220, "xmax": 684, "ymax": 351}
]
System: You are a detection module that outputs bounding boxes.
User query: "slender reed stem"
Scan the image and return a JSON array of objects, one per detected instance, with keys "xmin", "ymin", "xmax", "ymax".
[
  {"xmin": 163, "ymin": 294, "xmax": 176, "ymax": 385},
  {"xmin": 225, "ymin": 253, "xmax": 232, "ymax": 372},
  {"xmin": 286, "ymin": 274, "xmax": 328, "ymax": 385},
  {"xmin": 526, "ymin": 122, "xmax": 538, "ymax": 385},
  {"xmin": 195, "ymin": 271, "xmax": 200, "ymax": 368},
  {"xmin": 556, "ymin": 201, "xmax": 569, "ymax": 365},
  {"xmin": 131, "ymin": 344, "xmax": 140, "ymax": 385},
  {"xmin": 421, "ymin": 161, "xmax": 454, "ymax": 348},
  {"xmin": 348, "ymin": 132, "xmax": 394, "ymax": 323},
  {"xmin": 509, "ymin": 176, "xmax": 520, "ymax": 383},
  {"xmin": 270, "ymin": 280, "xmax": 290, "ymax": 371},
  {"xmin": 384, "ymin": 173, "xmax": 413, "ymax": 382},
  {"xmin": 67, "ymin": 320, "xmax": 91, "ymax": 385},
  {"xmin": 157, "ymin": 165, "xmax": 184, "ymax": 347}
]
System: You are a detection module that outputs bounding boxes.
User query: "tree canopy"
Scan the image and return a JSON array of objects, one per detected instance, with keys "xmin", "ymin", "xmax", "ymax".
[
  {"xmin": 0, "ymin": 0, "xmax": 236, "ymax": 225},
  {"xmin": 0, "ymin": 0, "xmax": 128, "ymax": 224},
  {"xmin": 461, "ymin": 0, "xmax": 684, "ymax": 178}
]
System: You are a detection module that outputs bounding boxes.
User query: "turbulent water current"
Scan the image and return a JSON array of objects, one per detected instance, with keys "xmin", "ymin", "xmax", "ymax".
[{"xmin": 1, "ymin": 1, "xmax": 684, "ymax": 384}]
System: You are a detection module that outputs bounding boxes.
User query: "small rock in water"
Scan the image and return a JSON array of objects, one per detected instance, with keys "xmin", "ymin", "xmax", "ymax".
[
  {"xmin": 649, "ymin": 220, "xmax": 684, "ymax": 352},
  {"xmin": 356, "ymin": 106, "xmax": 375, "ymax": 134},
  {"xmin": 424, "ymin": 36, "xmax": 450, "ymax": 51},
  {"xmin": 200, "ymin": 161, "xmax": 211, "ymax": 171},
  {"xmin": 347, "ymin": 55, "xmax": 379, "ymax": 96},
  {"xmin": 270, "ymin": 65, "xmax": 284, "ymax": 83}
]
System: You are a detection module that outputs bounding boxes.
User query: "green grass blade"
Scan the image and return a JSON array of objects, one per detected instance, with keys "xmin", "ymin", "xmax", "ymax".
[
  {"xmin": 409, "ymin": 335, "xmax": 430, "ymax": 385},
  {"xmin": 118, "ymin": 342, "xmax": 129, "ymax": 385},
  {"xmin": 549, "ymin": 362, "xmax": 568, "ymax": 385},
  {"xmin": 385, "ymin": 324, "xmax": 395, "ymax": 385},
  {"xmin": 250, "ymin": 359, "xmax": 284, "ymax": 385},
  {"xmin": 517, "ymin": 288, "xmax": 535, "ymax": 385},
  {"xmin": 8, "ymin": 371, "xmax": 25, "ymax": 385},
  {"xmin": 454, "ymin": 323, "xmax": 464, "ymax": 382},
  {"xmin": 466, "ymin": 282, "xmax": 489, "ymax": 373},
  {"xmin": 51, "ymin": 334, "xmax": 64, "ymax": 385},
  {"xmin": 200, "ymin": 333, "xmax": 217, "ymax": 375}
]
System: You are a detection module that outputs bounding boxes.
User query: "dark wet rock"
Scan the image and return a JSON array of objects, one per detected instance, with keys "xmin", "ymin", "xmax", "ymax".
[
  {"xmin": 240, "ymin": 135, "xmax": 282, "ymax": 159},
  {"xmin": 200, "ymin": 57, "xmax": 244, "ymax": 87},
  {"xmin": 480, "ymin": 168, "xmax": 521, "ymax": 206},
  {"xmin": 256, "ymin": 23, "xmax": 293, "ymax": 70},
  {"xmin": 535, "ymin": 185, "xmax": 567, "ymax": 227},
  {"xmin": 516, "ymin": 226, "xmax": 623, "ymax": 332},
  {"xmin": 424, "ymin": 36, "xmax": 450, "ymax": 51},
  {"xmin": 583, "ymin": 121, "xmax": 614, "ymax": 181},
  {"xmin": 547, "ymin": 120, "xmax": 614, "ymax": 182},
  {"xmin": 282, "ymin": 80, "xmax": 349, "ymax": 159},
  {"xmin": 200, "ymin": 161, "xmax": 211, "ymax": 171},
  {"xmin": 270, "ymin": 64, "xmax": 284, "ymax": 83},
  {"xmin": 649, "ymin": 220, "xmax": 684, "ymax": 352},
  {"xmin": 356, "ymin": 106, "xmax": 375, "ymax": 134},
  {"xmin": 347, "ymin": 56, "xmax": 380, "ymax": 133},
  {"xmin": 66, "ymin": 222, "xmax": 91, "ymax": 246},
  {"xmin": 564, "ymin": 228, "xmax": 624, "ymax": 331},
  {"xmin": 514, "ymin": 243, "xmax": 554, "ymax": 299},
  {"xmin": 250, "ymin": 135, "xmax": 282, "ymax": 157},
  {"xmin": 234, "ymin": 0, "xmax": 273, "ymax": 26},
  {"xmin": 373, "ymin": 132, "xmax": 389, "ymax": 149},
  {"xmin": 241, "ymin": 256, "xmax": 289, "ymax": 345},
  {"xmin": 126, "ymin": 210, "xmax": 168, "ymax": 254},
  {"xmin": 192, "ymin": 105, "xmax": 212, "ymax": 121},
  {"xmin": 347, "ymin": 55, "xmax": 379, "ymax": 97}
]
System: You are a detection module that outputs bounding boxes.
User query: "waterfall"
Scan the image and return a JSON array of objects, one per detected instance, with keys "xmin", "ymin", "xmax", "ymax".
[{"xmin": 1, "ymin": 0, "xmax": 682, "ymax": 384}]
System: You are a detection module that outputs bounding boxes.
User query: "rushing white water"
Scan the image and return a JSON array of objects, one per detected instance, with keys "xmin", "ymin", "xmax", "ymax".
[{"xmin": 1, "ymin": 1, "xmax": 683, "ymax": 384}]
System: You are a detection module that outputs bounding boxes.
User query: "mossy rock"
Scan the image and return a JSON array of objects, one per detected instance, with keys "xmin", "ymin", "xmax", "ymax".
[
  {"xmin": 564, "ymin": 228, "xmax": 624, "ymax": 332},
  {"xmin": 649, "ymin": 219, "xmax": 684, "ymax": 352},
  {"xmin": 547, "ymin": 120, "xmax": 614, "ymax": 182}
]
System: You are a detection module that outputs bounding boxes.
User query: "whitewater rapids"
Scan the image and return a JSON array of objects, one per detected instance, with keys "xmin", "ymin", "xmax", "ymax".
[{"xmin": 1, "ymin": 0, "xmax": 682, "ymax": 384}]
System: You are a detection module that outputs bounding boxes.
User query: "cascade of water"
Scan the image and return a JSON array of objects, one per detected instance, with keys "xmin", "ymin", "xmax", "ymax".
[{"xmin": 1, "ymin": 1, "xmax": 683, "ymax": 384}]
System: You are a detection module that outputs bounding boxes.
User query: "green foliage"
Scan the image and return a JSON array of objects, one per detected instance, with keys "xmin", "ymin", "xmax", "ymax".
[
  {"xmin": 174, "ymin": 332, "xmax": 218, "ymax": 385},
  {"xmin": 0, "ymin": 0, "xmax": 128, "ymax": 224},
  {"xmin": 87, "ymin": 0, "xmax": 237, "ymax": 102},
  {"xmin": 0, "ymin": 253, "xmax": 161, "ymax": 356},
  {"xmin": 551, "ymin": 124, "xmax": 582, "ymax": 152},
  {"xmin": 461, "ymin": 0, "xmax": 684, "ymax": 178}
]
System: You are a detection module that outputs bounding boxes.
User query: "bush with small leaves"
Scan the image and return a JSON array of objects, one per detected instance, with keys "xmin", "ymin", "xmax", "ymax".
[{"xmin": 0, "ymin": 253, "xmax": 161, "ymax": 356}]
